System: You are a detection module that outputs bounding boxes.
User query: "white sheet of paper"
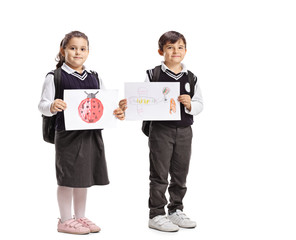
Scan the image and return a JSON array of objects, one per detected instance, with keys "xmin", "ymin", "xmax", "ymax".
[
  {"xmin": 124, "ymin": 82, "xmax": 180, "ymax": 120},
  {"xmin": 64, "ymin": 89, "xmax": 118, "ymax": 130}
]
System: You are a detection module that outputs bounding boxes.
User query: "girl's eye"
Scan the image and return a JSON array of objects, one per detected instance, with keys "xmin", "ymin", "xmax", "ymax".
[
  {"xmin": 81, "ymin": 48, "xmax": 86, "ymax": 51},
  {"xmin": 70, "ymin": 47, "xmax": 75, "ymax": 50}
]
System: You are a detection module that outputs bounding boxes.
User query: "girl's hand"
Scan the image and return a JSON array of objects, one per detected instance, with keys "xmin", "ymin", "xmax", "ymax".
[
  {"xmin": 50, "ymin": 99, "xmax": 67, "ymax": 113},
  {"xmin": 119, "ymin": 99, "xmax": 127, "ymax": 111},
  {"xmin": 114, "ymin": 108, "xmax": 125, "ymax": 120},
  {"xmin": 178, "ymin": 94, "xmax": 191, "ymax": 111}
]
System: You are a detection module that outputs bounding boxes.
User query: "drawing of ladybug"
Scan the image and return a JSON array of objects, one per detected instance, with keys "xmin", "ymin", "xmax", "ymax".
[{"xmin": 78, "ymin": 91, "xmax": 103, "ymax": 123}]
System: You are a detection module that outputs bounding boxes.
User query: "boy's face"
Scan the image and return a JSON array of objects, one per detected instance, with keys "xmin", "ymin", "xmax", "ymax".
[{"xmin": 158, "ymin": 39, "xmax": 187, "ymax": 66}]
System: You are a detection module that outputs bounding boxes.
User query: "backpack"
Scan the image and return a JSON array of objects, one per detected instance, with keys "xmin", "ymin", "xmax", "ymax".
[
  {"xmin": 42, "ymin": 68, "xmax": 100, "ymax": 144},
  {"xmin": 141, "ymin": 65, "xmax": 196, "ymax": 137}
]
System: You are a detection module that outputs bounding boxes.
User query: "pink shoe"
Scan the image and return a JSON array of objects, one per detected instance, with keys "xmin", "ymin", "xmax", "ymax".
[
  {"xmin": 76, "ymin": 217, "xmax": 101, "ymax": 233},
  {"xmin": 57, "ymin": 218, "xmax": 90, "ymax": 235}
]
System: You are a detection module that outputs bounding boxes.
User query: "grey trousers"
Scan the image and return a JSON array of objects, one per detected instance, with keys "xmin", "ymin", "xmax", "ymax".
[{"xmin": 148, "ymin": 122, "xmax": 192, "ymax": 219}]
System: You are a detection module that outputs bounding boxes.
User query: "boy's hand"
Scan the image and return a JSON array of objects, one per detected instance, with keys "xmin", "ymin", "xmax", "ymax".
[
  {"xmin": 50, "ymin": 99, "xmax": 67, "ymax": 113},
  {"xmin": 119, "ymin": 99, "xmax": 127, "ymax": 111},
  {"xmin": 178, "ymin": 94, "xmax": 191, "ymax": 111},
  {"xmin": 114, "ymin": 108, "xmax": 125, "ymax": 120}
]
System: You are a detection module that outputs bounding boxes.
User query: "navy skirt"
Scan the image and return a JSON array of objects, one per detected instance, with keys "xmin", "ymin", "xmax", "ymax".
[{"xmin": 55, "ymin": 130, "xmax": 109, "ymax": 188}]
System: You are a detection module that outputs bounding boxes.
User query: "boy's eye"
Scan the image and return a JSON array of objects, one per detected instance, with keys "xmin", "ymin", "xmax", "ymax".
[
  {"xmin": 81, "ymin": 48, "xmax": 86, "ymax": 51},
  {"xmin": 70, "ymin": 47, "xmax": 75, "ymax": 50}
]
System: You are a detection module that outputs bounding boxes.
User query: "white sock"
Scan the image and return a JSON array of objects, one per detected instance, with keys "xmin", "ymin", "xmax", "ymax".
[
  {"xmin": 73, "ymin": 188, "xmax": 87, "ymax": 219},
  {"xmin": 57, "ymin": 186, "xmax": 73, "ymax": 222}
]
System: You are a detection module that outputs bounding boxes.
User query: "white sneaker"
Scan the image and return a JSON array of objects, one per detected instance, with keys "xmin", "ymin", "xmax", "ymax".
[
  {"xmin": 149, "ymin": 215, "xmax": 179, "ymax": 232},
  {"xmin": 168, "ymin": 210, "xmax": 196, "ymax": 228}
]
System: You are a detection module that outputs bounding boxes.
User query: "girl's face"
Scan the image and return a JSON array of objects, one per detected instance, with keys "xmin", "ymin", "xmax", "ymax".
[
  {"xmin": 61, "ymin": 37, "xmax": 89, "ymax": 72},
  {"xmin": 158, "ymin": 39, "xmax": 187, "ymax": 67}
]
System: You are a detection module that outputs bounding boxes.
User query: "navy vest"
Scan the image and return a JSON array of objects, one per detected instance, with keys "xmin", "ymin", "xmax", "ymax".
[{"xmin": 56, "ymin": 69, "xmax": 100, "ymax": 131}]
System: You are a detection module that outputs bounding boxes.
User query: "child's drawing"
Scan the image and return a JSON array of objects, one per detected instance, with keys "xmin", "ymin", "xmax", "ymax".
[
  {"xmin": 128, "ymin": 87, "xmax": 174, "ymax": 116},
  {"xmin": 137, "ymin": 87, "xmax": 149, "ymax": 115},
  {"xmin": 78, "ymin": 91, "xmax": 104, "ymax": 123},
  {"xmin": 63, "ymin": 89, "xmax": 118, "ymax": 130},
  {"xmin": 128, "ymin": 87, "xmax": 159, "ymax": 116},
  {"xmin": 125, "ymin": 82, "xmax": 180, "ymax": 121},
  {"xmin": 162, "ymin": 87, "xmax": 170, "ymax": 101},
  {"xmin": 170, "ymin": 98, "xmax": 176, "ymax": 114}
]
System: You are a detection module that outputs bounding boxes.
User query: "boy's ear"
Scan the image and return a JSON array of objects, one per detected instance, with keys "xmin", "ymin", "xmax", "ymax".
[{"xmin": 158, "ymin": 49, "xmax": 164, "ymax": 56}]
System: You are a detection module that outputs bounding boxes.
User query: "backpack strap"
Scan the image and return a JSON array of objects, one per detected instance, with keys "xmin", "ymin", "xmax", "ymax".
[
  {"xmin": 187, "ymin": 70, "xmax": 197, "ymax": 98},
  {"xmin": 90, "ymin": 70, "xmax": 100, "ymax": 89},
  {"xmin": 151, "ymin": 65, "xmax": 161, "ymax": 82},
  {"xmin": 54, "ymin": 67, "xmax": 62, "ymax": 99}
]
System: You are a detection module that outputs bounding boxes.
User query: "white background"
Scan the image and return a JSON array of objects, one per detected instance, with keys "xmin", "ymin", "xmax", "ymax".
[{"xmin": 1, "ymin": 0, "xmax": 296, "ymax": 240}]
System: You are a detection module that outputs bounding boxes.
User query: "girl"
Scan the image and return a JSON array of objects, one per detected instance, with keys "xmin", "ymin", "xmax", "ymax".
[{"xmin": 38, "ymin": 31, "xmax": 125, "ymax": 235}]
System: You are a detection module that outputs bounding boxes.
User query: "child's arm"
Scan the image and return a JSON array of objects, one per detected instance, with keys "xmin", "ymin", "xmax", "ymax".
[
  {"xmin": 50, "ymin": 99, "xmax": 67, "ymax": 113},
  {"xmin": 183, "ymin": 79, "xmax": 203, "ymax": 116},
  {"xmin": 178, "ymin": 95, "xmax": 192, "ymax": 111},
  {"xmin": 113, "ymin": 107, "xmax": 125, "ymax": 120},
  {"xmin": 119, "ymin": 99, "xmax": 127, "ymax": 111},
  {"xmin": 114, "ymin": 99, "xmax": 127, "ymax": 120},
  {"xmin": 38, "ymin": 73, "xmax": 67, "ymax": 115},
  {"xmin": 38, "ymin": 74, "xmax": 55, "ymax": 116}
]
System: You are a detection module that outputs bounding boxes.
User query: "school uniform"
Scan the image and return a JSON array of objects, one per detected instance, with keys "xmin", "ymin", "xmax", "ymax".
[
  {"xmin": 38, "ymin": 63, "xmax": 109, "ymax": 188},
  {"xmin": 145, "ymin": 62, "xmax": 203, "ymax": 218}
]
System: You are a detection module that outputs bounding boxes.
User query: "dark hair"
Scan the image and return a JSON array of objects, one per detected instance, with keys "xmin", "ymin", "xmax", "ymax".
[
  {"xmin": 158, "ymin": 31, "xmax": 186, "ymax": 52},
  {"xmin": 56, "ymin": 31, "xmax": 89, "ymax": 69}
]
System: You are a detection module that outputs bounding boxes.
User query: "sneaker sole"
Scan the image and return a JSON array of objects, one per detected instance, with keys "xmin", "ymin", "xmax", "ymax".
[
  {"xmin": 179, "ymin": 225, "xmax": 196, "ymax": 229},
  {"xmin": 149, "ymin": 225, "xmax": 179, "ymax": 232},
  {"xmin": 57, "ymin": 229, "xmax": 90, "ymax": 235}
]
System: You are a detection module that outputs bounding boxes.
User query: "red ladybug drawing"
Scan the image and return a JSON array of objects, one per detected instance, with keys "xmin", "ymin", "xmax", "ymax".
[{"xmin": 78, "ymin": 91, "xmax": 104, "ymax": 123}]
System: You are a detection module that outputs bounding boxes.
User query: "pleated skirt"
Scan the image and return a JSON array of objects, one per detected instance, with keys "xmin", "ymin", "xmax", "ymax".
[{"xmin": 55, "ymin": 130, "xmax": 109, "ymax": 188}]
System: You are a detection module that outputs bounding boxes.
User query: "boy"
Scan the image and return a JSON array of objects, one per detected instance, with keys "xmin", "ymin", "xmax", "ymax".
[{"xmin": 146, "ymin": 31, "xmax": 203, "ymax": 232}]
